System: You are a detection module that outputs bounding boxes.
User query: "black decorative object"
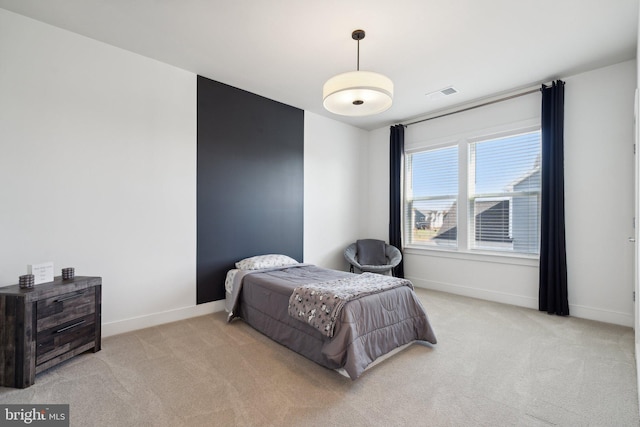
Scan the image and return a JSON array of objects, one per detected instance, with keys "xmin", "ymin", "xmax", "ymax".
[
  {"xmin": 62, "ymin": 268, "xmax": 75, "ymax": 280},
  {"xmin": 19, "ymin": 274, "xmax": 34, "ymax": 289}
]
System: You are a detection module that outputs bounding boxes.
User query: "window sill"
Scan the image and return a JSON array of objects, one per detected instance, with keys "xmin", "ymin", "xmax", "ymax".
[{"xmin": 403, "ymin": 245, "xmax": 539, "ymax": 267}]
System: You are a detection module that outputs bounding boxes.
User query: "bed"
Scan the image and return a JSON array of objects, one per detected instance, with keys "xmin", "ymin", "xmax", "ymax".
[{"xmin": 224, "ymin": 254, "xmax": 437, "ymax": 380}]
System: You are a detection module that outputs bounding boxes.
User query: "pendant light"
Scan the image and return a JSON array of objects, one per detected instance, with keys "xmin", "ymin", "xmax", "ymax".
[{"xmin": 323, "ymin": 29, "xmax": 393, "ymax": 116}]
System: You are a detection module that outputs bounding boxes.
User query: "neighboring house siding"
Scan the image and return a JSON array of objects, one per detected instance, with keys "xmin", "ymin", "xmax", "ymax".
[
  {"xmin": 512, "ymin": 169, "xmax": 540, "ymax": 253},
  {"xmin": 474, "ymin": 200, "xmax": 511, "ymax": 243}
]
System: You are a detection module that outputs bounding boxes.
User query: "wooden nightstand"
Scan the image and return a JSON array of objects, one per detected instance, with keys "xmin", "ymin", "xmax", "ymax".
[{"xmin": 0, "ymin": 276, "xmax": 102, "ymax": 388}]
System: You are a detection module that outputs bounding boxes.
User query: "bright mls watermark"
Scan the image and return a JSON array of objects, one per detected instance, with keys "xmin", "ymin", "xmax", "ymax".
[{"xmin": 1, "ymin": 405, "xmax": 69, "ymax": 426}]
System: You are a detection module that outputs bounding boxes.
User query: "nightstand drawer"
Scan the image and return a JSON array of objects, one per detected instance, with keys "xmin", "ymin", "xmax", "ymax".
[
  {"xmin": 36, "ymin": 289, "xmax": 96, "ymax": 332},
  {"xmin": 36, "ymin": 313, "xmax": 97, "ymax": 366}
]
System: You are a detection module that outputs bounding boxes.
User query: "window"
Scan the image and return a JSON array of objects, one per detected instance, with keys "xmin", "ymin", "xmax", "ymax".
[
  {"xmin": 405, "ymin": 145, "xmax": 458, "ymax": 248},
  {"xmin": 405, "ymin": 128, "xmax": 541, "ymax": 256},
  {"xmin": 468, "ymin": 131, "xmax": 541, "ymax": 253}
]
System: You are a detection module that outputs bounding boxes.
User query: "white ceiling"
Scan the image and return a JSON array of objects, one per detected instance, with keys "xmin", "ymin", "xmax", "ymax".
[{"xmin": 1, "ymin": 0, "xmax": 638, "ymax": 130}]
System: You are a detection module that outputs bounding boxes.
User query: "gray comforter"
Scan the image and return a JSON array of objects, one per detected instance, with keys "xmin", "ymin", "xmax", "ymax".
[
  {"xmin": 288, "ymin": 272, "xmax": 415, "ymax": 338},
  {"xmin": 226, "ymin": 264, "xmax": 437, "ymax": 379}
]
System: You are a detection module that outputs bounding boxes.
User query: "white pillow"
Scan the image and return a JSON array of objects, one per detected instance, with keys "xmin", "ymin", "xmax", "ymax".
[{"xmin": 235, "ymin": 254, "xmax": 299, "ymax": 270}]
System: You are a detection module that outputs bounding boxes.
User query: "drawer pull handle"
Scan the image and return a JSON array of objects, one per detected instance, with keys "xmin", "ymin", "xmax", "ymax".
[
  {"xmin": 55, "ymin": 320, "xmax": 85, "ymax": 334},
  {"xmin": 54, "ymin": 292, "xmax": 85, "ymax": 303}
]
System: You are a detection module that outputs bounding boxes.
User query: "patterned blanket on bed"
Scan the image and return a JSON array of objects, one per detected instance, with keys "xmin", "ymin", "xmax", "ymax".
[{"xmin": 287, "ymin": 273, "xmax": 413, "ymax": 338}]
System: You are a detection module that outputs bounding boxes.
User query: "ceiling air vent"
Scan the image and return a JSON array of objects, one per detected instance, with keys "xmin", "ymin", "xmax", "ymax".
[{"xmin": 425, "ymin": 86, "xmax": 458, "ymax": 100}]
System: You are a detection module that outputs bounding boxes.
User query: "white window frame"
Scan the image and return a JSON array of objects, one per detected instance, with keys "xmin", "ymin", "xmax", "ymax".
[{"xmin": 403, "ymin": 120, "xmax": 541, "ymax": 263}]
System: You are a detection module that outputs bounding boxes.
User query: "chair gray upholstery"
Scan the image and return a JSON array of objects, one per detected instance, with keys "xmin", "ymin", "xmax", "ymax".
[{"xmin": 344, "ymin": 242, "xmax": 402, "ymax": 276}]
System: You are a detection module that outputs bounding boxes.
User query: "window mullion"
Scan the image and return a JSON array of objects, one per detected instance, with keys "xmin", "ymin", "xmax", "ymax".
[{"xmin": 459, "ymin": 139, "xmax": 469, "ymax": 251}]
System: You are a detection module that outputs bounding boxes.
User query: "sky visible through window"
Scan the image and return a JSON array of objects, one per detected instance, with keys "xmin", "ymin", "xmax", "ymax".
[
  {"xmin": 410, "ymin": 130, "xmax": 540, "ymax": 200},
  {"xmin": 411, "ymin": 146, "xmax": 457, "ymax": 197},
  {"xmin": 473, "ymin": 131, "xmax": 540, "ymax": 195}
]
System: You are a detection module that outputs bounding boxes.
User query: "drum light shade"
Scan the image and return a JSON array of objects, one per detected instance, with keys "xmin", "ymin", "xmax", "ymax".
[
  {"xmin": 323, "ymin": 70, "xmax": 393, "ymax": 116},
  {"xmin": 323, "ymin": 29, "xmax": 393, "ymax": 117}
]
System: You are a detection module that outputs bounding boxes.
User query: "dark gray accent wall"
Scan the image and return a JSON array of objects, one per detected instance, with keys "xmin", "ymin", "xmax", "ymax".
[{"xmin": 197, "ymin": 76, "xmax": 304, "ymax": 304}]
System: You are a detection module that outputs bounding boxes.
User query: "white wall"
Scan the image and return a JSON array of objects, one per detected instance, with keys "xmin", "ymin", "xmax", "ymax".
[
  {"xmin": 367, "ymin": 60, "xmax": 637, "ymax": 327},
  {"xmin": 0, "ymin": 9, "xmax": 216, "ymax": 336},
  {"xmin": 364, "ymin": 127, "xmax": 391, "ymax": 242},
  {"xmin": 0, "ymin": 10, "xmax": 369, "ymax": 337},
  {"xmin": 564, "ymin": 60, "xmax": 636, "ymax": 325},
  {"xmin": 304, "ymin": 112, "xmax": 369, "ymax": 270}
]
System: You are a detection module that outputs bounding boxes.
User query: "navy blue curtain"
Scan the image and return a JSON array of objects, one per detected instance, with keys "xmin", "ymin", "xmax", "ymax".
[
  {"xmin": 539, "ymin": 80, "xmax": 569, "ymax": 316},
  {"xmin": 390, "ymin": 125, "xmax": 405, "ymax": 278}
]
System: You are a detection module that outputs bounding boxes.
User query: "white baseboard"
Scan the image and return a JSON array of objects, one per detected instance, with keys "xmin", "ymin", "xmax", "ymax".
[
  {"xmin": 102, "ymin": 300, "xmax": 225, "ymax": 337},
  {"xmin": 569, "ymin": 304, "xmax": 633, "ymax": 327},
  {"xmin": 410, "ymin": 277, "xmax": 634, "ymax": 327},
  {"xmin": 408, "ymin": 276, "xmax": 538, "ymax": 310}
]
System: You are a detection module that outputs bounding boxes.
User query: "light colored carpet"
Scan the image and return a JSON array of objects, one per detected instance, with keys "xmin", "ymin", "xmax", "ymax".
[{"xmin": 1, "ymin": 289, "xmax": 638, "ymax": 426}]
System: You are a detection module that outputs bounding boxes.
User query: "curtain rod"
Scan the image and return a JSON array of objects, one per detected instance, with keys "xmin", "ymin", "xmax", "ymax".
[{"xmin": 402, "ymin": 87, "xmax": 541, "ymax": 127}]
